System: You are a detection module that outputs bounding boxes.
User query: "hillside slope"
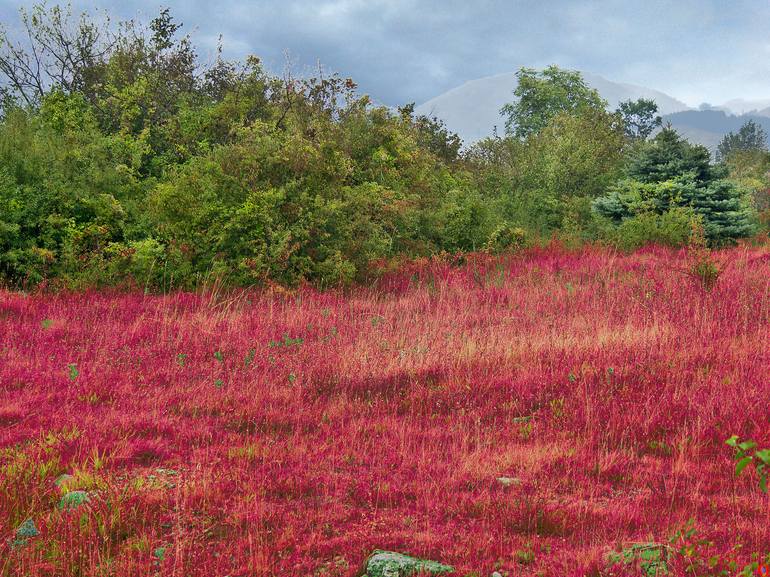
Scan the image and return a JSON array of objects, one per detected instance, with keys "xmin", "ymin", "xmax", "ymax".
[{"xmin": 415, "ymin": 71, "xmax": 690, "ymax": 143}]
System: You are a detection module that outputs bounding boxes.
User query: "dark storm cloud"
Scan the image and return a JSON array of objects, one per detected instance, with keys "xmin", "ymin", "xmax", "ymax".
[{"xmin": 1, "ymin": 0, "xmax": 769, "ymax": 106}]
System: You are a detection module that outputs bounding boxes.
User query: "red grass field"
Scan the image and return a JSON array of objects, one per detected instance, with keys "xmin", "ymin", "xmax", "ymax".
[{"xmin": 2, "ymin": 245, "xmax": 769, "ymax": 576}]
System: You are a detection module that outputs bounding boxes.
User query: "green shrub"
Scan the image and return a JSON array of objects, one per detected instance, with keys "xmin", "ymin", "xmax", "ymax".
[
  {"xmin": 599, "ymin": 207, "xmax": 694, "ymax": 250},
  {"xmin": 484, "ymin": 223, "xmax": 529, "ymax": 253},
  {"xmin": 0, "ymin": 5, "xmax": 761, "ymax": 291}
]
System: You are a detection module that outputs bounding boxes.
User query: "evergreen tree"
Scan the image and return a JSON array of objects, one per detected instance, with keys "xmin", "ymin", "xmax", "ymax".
[
  {"xmin": 679, "ymin": 179, "xmax": 757, "ymax": 243},
  {"xmin": 595, "ymin": 127, "xmax": 757, "ymax": 245},
  {"xmin": 626, "ymin": 126, "xmax": 719, "ymax": 184}
]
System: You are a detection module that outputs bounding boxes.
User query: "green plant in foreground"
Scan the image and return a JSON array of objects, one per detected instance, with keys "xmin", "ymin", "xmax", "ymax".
[
  {"xmin": 726, "ymin": 435, "xmax": 770, "ymax": 492},
  {"xmin": 668, "ymin": 519, "xmax": 770, "ymax": 577},
  {"xmin": 685, "ymin": 221, "xmax": 722, "ymax": 290},
  {"xmin": 607, "ymin": 542, "xmax": 668, "ymax": 576},
  {"xmin": 268, "ymin": 334, "xmax": 304, "ymax": 348}
]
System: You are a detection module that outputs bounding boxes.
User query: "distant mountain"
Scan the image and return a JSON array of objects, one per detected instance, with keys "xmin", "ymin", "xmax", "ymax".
[
  {"xmin": 715, "ymin": 99, "xmax": 770, "ymax": 116},
  {"xmin": 414, "ymin": 71, "xmax": 691, "ymax": 143},
  {"xmin": 663, "ymin": 109, "xmax": 770, "ymax": 153}
]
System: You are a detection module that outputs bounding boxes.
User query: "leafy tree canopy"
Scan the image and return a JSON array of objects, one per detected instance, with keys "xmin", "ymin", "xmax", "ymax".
[
  {"xmin": 0, "ymin": 5, "xmax": 763, "ymax": 289},
  {"xmin": 500, "ymin": 65, "xmax": 607, "ymax": 139},
  {"xmin": 617, "ymin": 98, "xmax": 662, "ymax": 141},
  {"xmin": 717, "ymin": 119, "xmax": 768, "ymax": 162}
]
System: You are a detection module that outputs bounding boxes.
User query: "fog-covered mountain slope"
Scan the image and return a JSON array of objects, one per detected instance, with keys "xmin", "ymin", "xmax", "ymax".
[
  {"xmin": 716, "ymin": 99, "xmax": 770, "ymax": 116},
  {"xmin": 663, "ymin": 109, "xmax": 770, "ymax": 153},
  {"xmin": 414, "ymin": 71, "xmax": 770, "ymax": 153},
  {"xmin": 414, "ymin": 71, "xmax": 691, "ymax": 143}
]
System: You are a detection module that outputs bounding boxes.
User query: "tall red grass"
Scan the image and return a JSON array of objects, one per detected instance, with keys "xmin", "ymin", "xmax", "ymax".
[{"xmin": 1, "ymin": 244, "xmax": 769, "ymax": 576}]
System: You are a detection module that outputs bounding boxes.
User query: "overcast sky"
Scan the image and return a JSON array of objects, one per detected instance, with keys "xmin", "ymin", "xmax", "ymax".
[{"xmin": 1, "ymin": 0, "xmax": 769, "ymax": 107}]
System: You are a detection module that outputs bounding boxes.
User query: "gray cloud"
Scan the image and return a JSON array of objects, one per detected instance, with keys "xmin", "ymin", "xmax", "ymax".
[{"xmin": 0, "ymin": 0, "xmax": 768, "ymax": 106}]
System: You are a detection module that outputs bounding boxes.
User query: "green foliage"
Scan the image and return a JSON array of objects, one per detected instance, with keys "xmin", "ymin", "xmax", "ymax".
[
  {"xmin": 268, "ymin": 334, "xmax": 304, "ymax": 348},
  {"xmin": 519, "ymin": 109, "xmax": 626, "ymax": 201},
  {"xmin": 726, "ymin": 435, "xmax": 770, "ymax": 493},
  {"xmin": 686, "ymin": 224, "xmax": 722, "ymax": 290},
  {"xmin": 0, "ymin": 1, "xmax": 471, "ymax": 290},
  {"xmin": 500, "ymin": 65, "xmax": 607, "ymax": 139},
  {"xmin": 667, "ymin": 520, "xmax": 748, "ymax": 577},
  {"xmin": 143, "ymin": 110, "xmax": 460, "ymax": 286},
  {"xmin": 593, "ymin": 178, "xmax": 685, "ymax": 221},
  {"xmin": 469, "ymin": 107, "xmax": 625, "ymax": 237},
  {"xmin": 398, "ymin": 103, "xmax": 463, "ymax": 163},
  {"xmin": 606, "ymin": 542, "xmax": 668, "ymax": 576},
  {"xmin": 626, "ymin": 127, "xmax": 720, "ymax": 184},
  {"xmin": 717, "ymin": 119, "xmax": 768, "ymax": 162},
  {"xmin": 0, "ymin": 6, "xmax": 764, "ymax": 290},
  {"xmin": 599, "ymin": 207, "xmax": 695, "ymax": 250},
  {"xmin": 682, "ymin": 179, "xmax": 758, "ymax": 244},
  {"xmin": 39, "ymin": 90, "xmax": 98, "ymax": 133},
  {"xmin": 594, "ymin": 128, "xmax": 758, "ymax": 246},
  {"xmin": 0, "ymin": 99, "xmax": 142, "ymax": 285},
  {"xmin": 689, "ymin": 254, "xmax": 721, "ymax": 291},
  {"xmin": 484, "ymin": 223, "xmax": 528, "ymax": 254},
  {"xmin": 434, "ymin": 187, "xmax": 495, "ymax": 251},
  {"xmin": 617, "ymin": 98, "xmax": 662, "ymax": 141},
  {"xmin": 724, "ymin": 149, "xmax": 770, "ymax": 232},
  {"xmin": 58, "ymin": 490, "xmax": 90, "ymax": 510}
]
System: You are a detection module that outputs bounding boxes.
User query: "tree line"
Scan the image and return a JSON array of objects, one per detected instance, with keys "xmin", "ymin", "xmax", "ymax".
[{"xmin": 0, "ymin": 4, "xmax": 766, "ymax": 289}]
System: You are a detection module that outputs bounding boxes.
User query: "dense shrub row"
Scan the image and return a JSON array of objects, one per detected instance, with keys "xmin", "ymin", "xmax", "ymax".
[{"xmin": 0, "ymin": 5, "xmax": 765, "ymax": 290}]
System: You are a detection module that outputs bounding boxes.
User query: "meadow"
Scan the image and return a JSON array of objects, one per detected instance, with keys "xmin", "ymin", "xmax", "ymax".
[{"xmin": 1, "ymin": 244, "xmax": 769, "ymax": 576}]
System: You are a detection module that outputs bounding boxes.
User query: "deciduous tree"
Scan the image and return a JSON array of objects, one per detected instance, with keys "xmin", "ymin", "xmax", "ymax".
[
  {"xmin": 500, "ymin": 65, "xmax": 606, "ymax": 139},
  {"xmin": 617, "ymin": 98, "xmax": 662, "ymax": 141}
]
